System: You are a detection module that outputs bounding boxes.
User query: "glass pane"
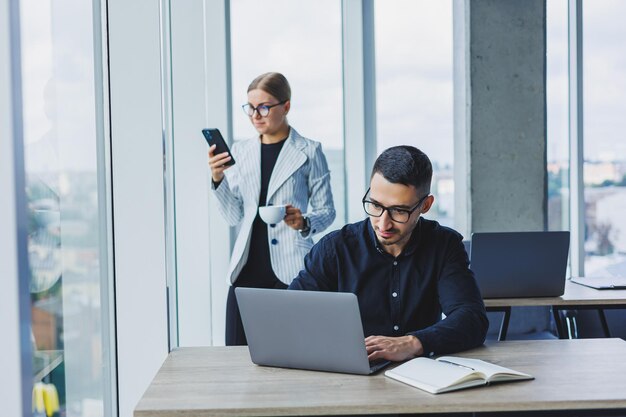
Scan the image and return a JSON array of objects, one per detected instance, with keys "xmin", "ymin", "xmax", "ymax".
[
  {"xmin": 547, "ymin": 0, "xmax": 570, "ymax": 233},
  {"xmin": 20, "ymin": 0, "xmax": 114, "ymax": 416},
  {"xmin": 374, "ymin": 0, "xmax": 454, "ymax": 227},
  {"xmin": 230, "ymin": 0, "xmax": 345, "ymax": 234},
  {"xmin": 583, "ymin": 1, "xmax": 626, "ymax": 276}
]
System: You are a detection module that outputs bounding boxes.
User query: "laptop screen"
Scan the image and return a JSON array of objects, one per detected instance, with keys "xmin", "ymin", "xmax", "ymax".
[
  {"xmin": 470, "ymin": 231, "xmax": 570, "ymax": 298},
  {"xmin": 235, "ymin": 288, "xmax": 386, "ymax": 375}
]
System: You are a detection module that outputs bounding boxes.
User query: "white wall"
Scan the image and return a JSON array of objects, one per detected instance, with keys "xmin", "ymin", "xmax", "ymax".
[{"xmin": 107, "ymin": 0, "xmax": 169, "ymax": 416}]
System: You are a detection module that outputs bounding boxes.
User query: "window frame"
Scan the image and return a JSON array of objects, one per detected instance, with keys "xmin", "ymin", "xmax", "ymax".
[{"xmin": 0, "ymin": 1, "xmax": 32, "ymax": 415}]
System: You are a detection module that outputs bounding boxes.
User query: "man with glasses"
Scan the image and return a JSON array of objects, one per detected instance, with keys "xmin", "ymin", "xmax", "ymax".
[{"xmin": 289, "ymin": 146, "xmax": 488, "ymax": 361}]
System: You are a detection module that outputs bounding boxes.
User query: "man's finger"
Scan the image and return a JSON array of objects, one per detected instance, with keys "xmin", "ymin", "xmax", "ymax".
[
  {"xmin": 366, "ymin": 342, "xmax": 384, "ymax": 353},
  {"xmin": 367, "ymin": 351, "xmax": 382, "ymax": 361},
  {"xmin": 365, "ymin": 336, "xmax": 385, "ymax": 345}
]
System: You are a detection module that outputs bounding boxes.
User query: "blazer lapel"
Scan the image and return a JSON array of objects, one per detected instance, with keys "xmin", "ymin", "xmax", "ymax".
[{"xmin": 266, "ymin": 131, "xmax": 306, "ymax": 203}]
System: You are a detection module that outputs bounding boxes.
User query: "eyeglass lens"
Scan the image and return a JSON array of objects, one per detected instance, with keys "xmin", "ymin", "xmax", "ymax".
[
  {"xmin": 243, "ymin": 104, "xmax": 269, "ymax": 117},
  {"xmin": 363, "ymin": 202, "xmax": 411, "ymax": 223}
]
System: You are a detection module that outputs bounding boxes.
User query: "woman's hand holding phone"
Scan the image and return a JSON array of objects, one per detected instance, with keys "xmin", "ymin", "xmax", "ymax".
[{"xmin": 208, "ymin": 144, "xmax": 233, "ymax": 182}]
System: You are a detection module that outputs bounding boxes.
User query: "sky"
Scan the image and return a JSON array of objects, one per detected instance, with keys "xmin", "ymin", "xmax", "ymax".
[
  {"xmin": 230, "ymin": 0, "xmax": 454, "ymax": 165},
  {"xmin": 230, "ymin": 0, "xmax": 344, "ymax": 152},
  {"xmin": 582, "ymin": 0, "xmax": 626, "ymax": 162},
  {"xmin": 547, "ymin": 0, "xmax": 626, "ymax": 163},
  {"xmin": 231, "ymin": 0, "xmax": 626, "ymax": 167},
  {"xmin": 19, "ymin": 0, "xmax": 626, "ymax": 174}
]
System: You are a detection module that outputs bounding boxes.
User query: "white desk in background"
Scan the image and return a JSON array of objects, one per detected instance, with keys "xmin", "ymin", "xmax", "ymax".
[{"xmin": 484, "ymin": 279, "xmax": 626, "ymax": 340}]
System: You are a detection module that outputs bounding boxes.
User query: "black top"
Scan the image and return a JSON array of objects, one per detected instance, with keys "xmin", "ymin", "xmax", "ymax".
[
  {"xmin": 288, "ymin": 218, "xmax": 489, "ymax": 355},
  {"xmin": 237, "ymin": 139, "xmax": 287, "ymax": 288}
]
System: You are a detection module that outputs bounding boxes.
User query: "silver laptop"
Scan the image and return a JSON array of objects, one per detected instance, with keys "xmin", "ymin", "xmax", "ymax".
[
  {"xmin": 570, "ymin": 276, "xmax": 626, "ymax": 290},
  {"xmin": 235, "ymin": 287, "xmax": 390, "ymax": 375},
  {"xmin": 469, "ymin": 231, "xmax": 570, "ymax": 298}
]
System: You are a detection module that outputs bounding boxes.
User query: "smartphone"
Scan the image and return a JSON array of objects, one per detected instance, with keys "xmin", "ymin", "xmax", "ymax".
[{"xmin": 202, "ymin": 128, "xmax": 235, "ymax": 166}]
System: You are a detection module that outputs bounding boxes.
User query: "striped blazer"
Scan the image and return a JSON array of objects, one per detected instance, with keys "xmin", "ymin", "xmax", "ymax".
[{"xmin": 211, "ymin": 127, "xmax": 336, "ymax": 285}]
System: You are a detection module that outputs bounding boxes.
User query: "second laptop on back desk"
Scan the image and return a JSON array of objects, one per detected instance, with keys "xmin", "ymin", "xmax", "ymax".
[{"xmin": 469, "ymin": 231, "xmax": 570, "ymax": 299}]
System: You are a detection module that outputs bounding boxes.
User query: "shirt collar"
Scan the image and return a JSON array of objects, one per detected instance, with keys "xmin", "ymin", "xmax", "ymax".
[{"xmin": 367, "ymin": 217, "xmax": 423, "ymax": 258}]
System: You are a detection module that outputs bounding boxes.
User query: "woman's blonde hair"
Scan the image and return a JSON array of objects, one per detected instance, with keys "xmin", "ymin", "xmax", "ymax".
[{"xmin": 247, "ymin": 72, "xmax": 291, "ymax": 102}]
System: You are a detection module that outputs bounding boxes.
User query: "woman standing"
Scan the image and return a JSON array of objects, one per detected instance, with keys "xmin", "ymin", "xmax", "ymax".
[{"xmin": 209, "ymin": 72, "xmax": 336, "ymax": 345}]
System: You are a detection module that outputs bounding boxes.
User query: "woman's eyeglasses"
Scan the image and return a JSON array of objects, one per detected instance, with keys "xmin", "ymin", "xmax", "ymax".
[{"xmin": 242, "ymin": 100, "xmax": 287, "ymax": 117}]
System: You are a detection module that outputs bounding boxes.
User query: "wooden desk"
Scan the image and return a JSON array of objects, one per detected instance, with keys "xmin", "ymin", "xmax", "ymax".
[
  {"xmin": 135, "ymin": 339, "xmax": 626, "ymax": 417},
  {"xmin": 484, "ymin": 280, "xmax": 626, "ymax": 340}
]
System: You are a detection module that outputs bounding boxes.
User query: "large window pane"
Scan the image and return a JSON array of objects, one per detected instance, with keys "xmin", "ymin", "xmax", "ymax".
[
  {"xmin": 583, "ymin": 1, "xmax": 626, "ymax": 276},
  {"xmin": 20, "ymin": 0, "xmax": 114, "ymax": 416},
  {"xmin": 546, "ymin": 0, "xmax": 570, "ymax": 234},
  {"xmin": 374, "ymin": 0, "xmax": 454, "ymax": 227},
  {"xmin": 230, "ymin": 0, "xmax": 345, "ymax": 233}
]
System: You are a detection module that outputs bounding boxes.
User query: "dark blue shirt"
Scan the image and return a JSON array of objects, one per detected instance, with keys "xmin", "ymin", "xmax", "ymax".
[{"xmin": 288, "ymin": 217, "xmax": 488, "ymax": 355}]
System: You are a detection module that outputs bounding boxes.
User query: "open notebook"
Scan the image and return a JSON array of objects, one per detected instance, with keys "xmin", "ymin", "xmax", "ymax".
[{"xmin": 385, "ymin": 356, "xmax": 533, "ymax": 394}]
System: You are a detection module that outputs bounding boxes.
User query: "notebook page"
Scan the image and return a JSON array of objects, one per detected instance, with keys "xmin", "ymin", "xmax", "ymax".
[
  {"xmin": 387, "ymin": 357, "xmax": 480, "ymax": 391},
  {"xmin": 436, "ymin": 357, "xmax": 531, "ymax": 381}
]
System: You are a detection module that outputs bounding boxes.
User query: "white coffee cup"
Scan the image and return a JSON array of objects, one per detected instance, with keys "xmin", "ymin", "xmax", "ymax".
[{"xmin": 258, "ymin": 205, "xmax": 287, "ymax": 225}]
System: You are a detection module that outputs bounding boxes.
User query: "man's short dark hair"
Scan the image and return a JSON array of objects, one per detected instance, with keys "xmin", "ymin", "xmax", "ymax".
[{"xmin": 371, "ymin": 146, "xmax": 433, "ymax": 195}]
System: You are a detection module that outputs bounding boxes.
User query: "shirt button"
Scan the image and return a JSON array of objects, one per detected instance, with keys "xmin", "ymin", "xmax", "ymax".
[
  {"xmin": 270, "ymin": 224, "xmax": 276, "ymax": 228},
  {"xmin": 271, "ymin": 239, "xmax": 278, "ymax": 245},
  {"xmin": 393, "ymin": 325, "xmax": 399, "ymax": 331},
  {"xmin": 393, "ymin": 261, "xmax": 398, "ymax": 266},
  {"xmin": 392, "ymin": 292, "xmax": 398, "ymax": 298}
]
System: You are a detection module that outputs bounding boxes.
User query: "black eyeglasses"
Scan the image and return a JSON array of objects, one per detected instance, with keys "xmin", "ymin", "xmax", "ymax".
[
  {"xmin": 362, "ymin": 188, "xmax": 429, "ymax": 223},
  {"xmin": 241, "ymin": 100, "xmax": 287, "ymax": 117}
]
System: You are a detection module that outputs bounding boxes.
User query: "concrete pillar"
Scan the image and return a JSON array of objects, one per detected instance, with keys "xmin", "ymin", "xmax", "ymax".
[
  {"xmin": 453, "ymin": 0, "xmax": 549, "ymax": 337},
  {"xmin": 454, "ymin": 0, "xmax": 547, "ymax": 236}
]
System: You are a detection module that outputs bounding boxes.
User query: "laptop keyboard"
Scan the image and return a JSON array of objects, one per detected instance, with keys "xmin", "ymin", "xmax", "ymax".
[{"xmin": 369, "ymin": 359, "xmax": 391, "ymax": 373}]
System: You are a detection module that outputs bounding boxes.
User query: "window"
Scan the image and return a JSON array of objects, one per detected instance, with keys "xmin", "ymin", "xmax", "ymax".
[
  {"xmin": 546, "ymin": 1, "xmax": 570, "ymax": 234},
  {"xmin": 374, "ymin": 0, "xmax": 454, "ymax": 227},
  {"xmin": 230, "ymin": 0, "xmax": 345, "ymax": 233},
  {"xmin": 583, "ymin": 1, "xmax": 626, "ymax": 276},
  {"xmin": 546, "ymin": 0, "xmax": 570, "ymax": 234},
  {"xmin": 20, "ymin": 0, "xmax": 114, "ymax": 415}
]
